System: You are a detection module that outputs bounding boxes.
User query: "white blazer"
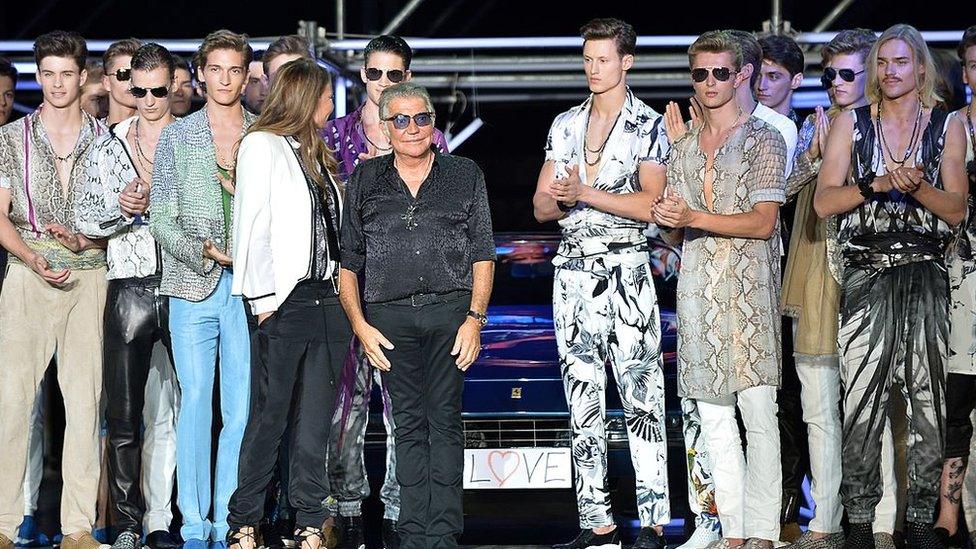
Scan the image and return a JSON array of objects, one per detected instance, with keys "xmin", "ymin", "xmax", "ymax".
[{"xmin": 232, "ymin": 131, "xmax": 342, "ymax": 315}]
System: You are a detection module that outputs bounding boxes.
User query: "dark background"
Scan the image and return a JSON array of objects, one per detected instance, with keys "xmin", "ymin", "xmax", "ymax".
[{"xmin": 0, "ymin": 0, "xmax": 968, "ymax": 233}]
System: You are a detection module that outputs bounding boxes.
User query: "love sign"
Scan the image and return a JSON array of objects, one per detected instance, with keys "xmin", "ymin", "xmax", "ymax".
[{"xmin": 463, "ymin": 448, "xmax": 572, "ymax": 489}]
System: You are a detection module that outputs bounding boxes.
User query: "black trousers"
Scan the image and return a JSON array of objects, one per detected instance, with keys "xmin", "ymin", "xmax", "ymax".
[
  {"xmin": 839, "ymin": 261, "xmax": 947, "ymax": 524},
  {"xmin": 0, "ymin": 249, "xmax": 7, "ymax": 295},
  {"xmin": 229, "ymin": 281, "xmax": 351, "ymax": 530},
  {"xmin": 945, "ymin": 373, "xmax": 976, "ymax": 460},
  {"xmin": 777, "ymin": 319, "xmax": 809, "ymax": 524},
  {"xmin": 369, "ymin": 292, "xmax": 470, "ymax": 549},
  {"xmin": 104, "ymin": 275, "xmax": 173, "ymax": 532}
]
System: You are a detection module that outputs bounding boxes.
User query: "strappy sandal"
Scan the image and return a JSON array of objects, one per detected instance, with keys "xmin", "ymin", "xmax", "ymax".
[
  {"xmin": 295, "ymin": 526, "xmax": 328, "ymax": 549},
  {"xmin": 226, "ymin": 526, "xmax": 257, "ymax": 549}
]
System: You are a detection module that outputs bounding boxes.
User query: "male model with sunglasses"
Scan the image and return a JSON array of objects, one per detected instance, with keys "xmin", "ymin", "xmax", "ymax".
[
  {"xmin": 815, "ymin": 23, "xmax": 968, "ymax": 549},
  {"xmin": 0, "ymin": 30, "xmax": 108, "ymax": 549},
  {"xmin": 150, "ymin": 29, "xmax": 256, "ymax": 549},
  {"xmin": 534, "ymin": 18, "xmax": 671, "ymax": 549},
  {"xmin": 670, "ymin": 30, "xmax": 796, "ymax": 549},
  {"xmin": 76, "ymin": 43, "xmax": 182, "ymax": 549},
  {"xmin": 323, "ymin": 34, "xmax": 448, "ymax": 549},
  {"xmin": 654, "ymin": 29, "xmax": 787, "ymax": 549},
  {"xmin": 780, "ymin": 29, "xmax": 903, "ymax": 549},
  {"xmin": 103, "ymin": 39, "xmax": 141, "ymax": 127}
]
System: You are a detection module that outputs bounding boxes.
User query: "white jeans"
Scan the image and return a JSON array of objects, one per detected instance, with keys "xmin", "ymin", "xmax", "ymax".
[
  {"xmin": 795, "ymin": 354, "xmax": 843, "ymax": 534},
  {"xmin": 22, "ymin": 386, "xmax": 44, "ymax": 516},
  {"xmin": 141, "ymin": 341, "xmax": 180, "ymax": 534},
  {"xmin": 698, "ymin": 385, "xmax": 781, "ymax": 541},
  {"xmin": 795, "ymin": 355, "xmax": 899, "ymax": 534}
]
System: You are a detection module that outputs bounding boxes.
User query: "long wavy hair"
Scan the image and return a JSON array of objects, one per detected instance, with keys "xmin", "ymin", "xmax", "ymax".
[
  {"xmin": 866, "ymin": 24, "xmax": 943, "ymax": 108},
  {"xmin": 245, "ymin": 58, "xmax": 337, "ymax": 188}
]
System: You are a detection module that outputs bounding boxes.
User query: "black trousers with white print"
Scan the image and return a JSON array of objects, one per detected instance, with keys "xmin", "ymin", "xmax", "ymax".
[{"xmin": 838, "ymin": 260, "xmax": 948, "ymax": 524}]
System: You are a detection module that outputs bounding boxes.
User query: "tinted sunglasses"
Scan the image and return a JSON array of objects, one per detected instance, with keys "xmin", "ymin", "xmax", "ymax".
[
  {"xmin": 365, "ymin": 67, "xmax": 406, "ymax": 83},
  {"xmin": 384, "ymin": 112, "xmax": 434, "ymax": 130},
  {"xmin": 130, "ymin": 86, "xmax": 169, "ymax": 98},
  {"xmin": 691, "ymin": 67, "xmax": 736, "ymax": 83},
  {"xmin": 821, "ymin": 67, "xmax": 865, "ymax": 88},
  {"xmin": 112, "ymin": 68, "xmax": 131, "ymax": 81}
]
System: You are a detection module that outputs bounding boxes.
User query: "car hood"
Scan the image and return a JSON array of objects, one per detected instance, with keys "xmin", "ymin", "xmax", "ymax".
[{"xmin": 468, "ymin": 304, "xmax": 677, "ymax": 381}]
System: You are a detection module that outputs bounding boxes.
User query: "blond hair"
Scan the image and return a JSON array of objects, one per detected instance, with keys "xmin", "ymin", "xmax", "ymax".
[
  {"xmin": 866, "ymin": 24, "xmax": 942, "ymax": 107},
  {"xmin": 688, "ymin": 30, "xmax": 743, "ymax": 72}
]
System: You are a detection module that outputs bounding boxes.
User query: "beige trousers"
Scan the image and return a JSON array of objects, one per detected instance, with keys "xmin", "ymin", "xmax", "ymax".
[{"xmin": 0, "ymin": 262, "xmax": 107, "ymax": 538}]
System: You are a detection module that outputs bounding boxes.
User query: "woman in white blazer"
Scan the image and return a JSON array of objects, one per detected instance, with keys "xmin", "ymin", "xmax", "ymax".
[{"xmin": 227, "ymin": 58, "xmax": 350, "ymax": 549}]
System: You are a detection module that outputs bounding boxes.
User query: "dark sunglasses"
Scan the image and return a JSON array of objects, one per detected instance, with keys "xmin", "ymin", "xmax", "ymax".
[
  {"xmin": 112, "ymin": 68, "xmax": 131, "ymax": 81},
  {"xmin": 130, "ymin": 86, "xmax": 169, "ymax": 98},
  {"xmin": 383, "ymin": 112, "xmax": 434, "ymax": 130},
  {"xmin": 691, "ymin": 67, "xmax": 736, "ymax": 83},
  {"xmin": 821, "ymin": 67, "xmax": 865, "ymax": 88},
  {"xmin": 365, "ymin": 67, "xmax": 406, "ymax": 83}
]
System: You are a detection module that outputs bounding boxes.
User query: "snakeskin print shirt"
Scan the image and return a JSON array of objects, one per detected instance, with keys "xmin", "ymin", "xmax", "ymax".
[
  {"xmin": 0, "ymin": 108, "xmax": 107, "ymax": 271},
  {"xmin": 668, "ymin": 116, "xmax": 787, "ymax": 399}
]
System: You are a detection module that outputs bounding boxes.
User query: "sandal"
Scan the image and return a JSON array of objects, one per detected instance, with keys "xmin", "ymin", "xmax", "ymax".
[
  {"xmin": 294, "ymin": 526, "xmax": 327, "ymax": 549},
  {"xmin": 227, "ymin": 526, "xmax": 257, "ymax": 549}
]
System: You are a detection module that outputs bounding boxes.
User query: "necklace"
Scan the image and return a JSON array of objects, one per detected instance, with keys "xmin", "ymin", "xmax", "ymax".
[
  {"xmin": 53, "ymin": 150, "xmax": 75, "ymax": 163},
  {"xmin": 966, "ymin": 102, "xmax": 975, "ymax": 185},
  {"xmin": 134, "ymin": 118, "xmax": 155, "ymax": 175},
  {"xmin": 583, "ymin": 108, "xmax": 622, "ymax": 166},
  {"xmin": 876, "ymin": 99, "xmax": 923, "ymax": 169},
  {"xmin": 703, "ymin": 107, "xmax": 746, "ymax": 162},
  {"xmin": 206, "ymin": 106, "xmax": 245, "ymax": 172},
  {"xmin": 361, "ymin": 123, "xmax": 392, "ymax": 153},
  {"xmin": 394, "ymin": 153, "xmax": 434, "ymax": 186}
]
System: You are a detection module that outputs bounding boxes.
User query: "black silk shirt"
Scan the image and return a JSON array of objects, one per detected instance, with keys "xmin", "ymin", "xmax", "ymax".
[{"xmin": 340, "ymin": 149, "xmax": 496, "ymax": 303}]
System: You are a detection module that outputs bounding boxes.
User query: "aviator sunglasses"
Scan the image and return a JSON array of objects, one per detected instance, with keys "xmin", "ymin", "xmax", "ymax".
[
  {"xmin": 821, "ymin": 67, "xmax": 865, "ymax": 88},
  {"xmin": 130, "ymin": 86, "xmax": 170, "ymax": 98},
  {"xmin": 383, "ymin": 112, "xmax": 434, "ymax": 130},
  {"xmin": 365, "ymin": 67, "xmax": 406, "ymax": 83},
  {"xmin": 691, "ymin": 67, "xmax": 736, "ymax": 83},
  {"xmin": 112, "ymin": 68, "xmax": 131, "ymax": 81}
]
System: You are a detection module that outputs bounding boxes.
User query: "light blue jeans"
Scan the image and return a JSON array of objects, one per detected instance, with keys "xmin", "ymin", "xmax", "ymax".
[{"xmin": 168, "ymin": 270, "xmax": 250, "ymax": 542}]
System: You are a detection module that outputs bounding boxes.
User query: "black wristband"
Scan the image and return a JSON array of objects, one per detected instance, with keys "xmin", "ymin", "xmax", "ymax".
[
  {"xmin": 857, "ymin": 174, "xmax": 875, "ymax": 200},
  {"xmin": 557, "ymin": 200, "xmax": 577, "ymax": 212}
]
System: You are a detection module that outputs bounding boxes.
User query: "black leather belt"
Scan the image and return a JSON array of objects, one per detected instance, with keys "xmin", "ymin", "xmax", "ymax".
[{"xmin": 383, "ymin": 290, "xmax": 468, "ymax": 308}]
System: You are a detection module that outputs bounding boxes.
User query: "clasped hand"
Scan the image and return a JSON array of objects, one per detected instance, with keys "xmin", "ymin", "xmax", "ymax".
[
  {"xmin": 652, "ymin": 190, "xmax": 695, "ymax": 229},
  {"xmin": 548, "ymin": 164, "xmax": 585, "ymax": 205}
]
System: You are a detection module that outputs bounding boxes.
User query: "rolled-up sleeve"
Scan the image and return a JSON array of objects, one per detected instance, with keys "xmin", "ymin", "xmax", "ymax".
[
  {"xmin": 340, "ymin": 164, "xmax": 366, "ymax": 273},
  {"xmin": 467, "ymin": 164, "xmax": 496, "ymax": 263},
  {"xmin": 747, "ymin": 128, "xmax": 788, "ymax": 206},
  {"xmin": 639, "ymin": 115, "xmax": 671, "ymax": 166}
]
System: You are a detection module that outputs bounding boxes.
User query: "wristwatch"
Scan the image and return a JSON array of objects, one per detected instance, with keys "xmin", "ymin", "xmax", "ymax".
[
  {"xmin": 467, "ymin": 310, "xmax": 488, "ymax": 327},
  {"xmin": 557, "ymin": 200, "xmax": 577, "ymax": 212}
]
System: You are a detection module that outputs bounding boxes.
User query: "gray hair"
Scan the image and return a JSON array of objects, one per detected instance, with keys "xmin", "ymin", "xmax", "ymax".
[{"xmin": 378, "ymin": 82, "xmax": 435, "ymax": 119}]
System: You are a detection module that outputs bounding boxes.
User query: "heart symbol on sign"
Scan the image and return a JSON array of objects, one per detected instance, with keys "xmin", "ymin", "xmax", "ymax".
[{"xmin": 487, "ymin": 450, "xmax": 521, "ymax": 486}]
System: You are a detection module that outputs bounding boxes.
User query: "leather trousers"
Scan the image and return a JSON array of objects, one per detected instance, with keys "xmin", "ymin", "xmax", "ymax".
[{"xmin": 103, "ymin": 275, "xmax": 172, "ymax": 532}]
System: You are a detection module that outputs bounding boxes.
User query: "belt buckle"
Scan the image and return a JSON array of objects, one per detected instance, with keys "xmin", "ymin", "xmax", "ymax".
[{"xmin": 411, "ymin": 294, "xmax": 420, "ymax": 307}]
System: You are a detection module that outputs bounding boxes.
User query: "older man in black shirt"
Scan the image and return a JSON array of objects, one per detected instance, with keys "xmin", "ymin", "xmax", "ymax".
[{"xmin": 338, "ymin": 82, "xmax": 495, "ymax": 549}]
